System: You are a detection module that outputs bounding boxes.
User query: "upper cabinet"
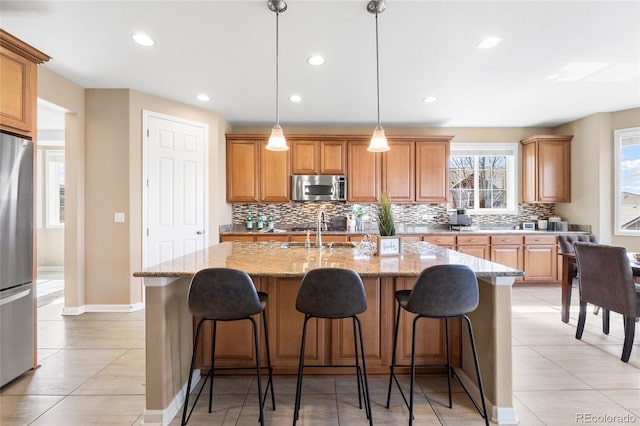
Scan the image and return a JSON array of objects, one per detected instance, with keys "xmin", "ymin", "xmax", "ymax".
[
  {"xmin": 0, "ymin": 30, "xmax": 50, "ymax": 138},
  {"xmin": 382, "ymin": 136, "xmax": 452, "ymax": 203},
  {"xmin": 291, "ymin": 139, "xmax": 346, "ymax": 175},
  {"xmin": 347, "ymin": 139, "xmax": 381, "ymax": 202},
  {"xmin": 226, "ymin": 135, "xmax": 290, "ymax": 203},
  {"xmin": 521, "ymin": 135, "xmax": 572, "ymax": 203}
]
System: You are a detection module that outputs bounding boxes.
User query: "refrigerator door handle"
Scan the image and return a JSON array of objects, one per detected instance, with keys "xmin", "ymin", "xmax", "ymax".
[{"xmin": 0, "ymin": 289, "xmax": 31, "ymax": 307}]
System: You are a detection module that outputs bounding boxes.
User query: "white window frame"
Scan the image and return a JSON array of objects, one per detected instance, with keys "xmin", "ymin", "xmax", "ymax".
[
  {"xmin": 614, "ymin": 127, "xmax": 640, "ymax": 236},
  {"xmin": 449, "ymin": 142, "xmax": 518, "ymax": 215},
  {"xmin": 45, "ymin": 149, "xmax": 65, "ymax": 228}
]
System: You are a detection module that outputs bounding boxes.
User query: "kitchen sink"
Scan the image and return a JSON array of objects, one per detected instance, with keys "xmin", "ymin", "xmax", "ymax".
[{"xmin": 280, "ymin": 241, "xmax": 356, "ymax": 249}]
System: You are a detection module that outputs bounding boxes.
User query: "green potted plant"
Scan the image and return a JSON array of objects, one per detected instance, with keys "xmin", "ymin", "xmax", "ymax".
[
  {"xmin": 352, "ymin": 204, "xmax": 365, "ymax": 231},
  {"xmin": 376, "ymin": 192, "xmax": 400, "ymax": 255}
]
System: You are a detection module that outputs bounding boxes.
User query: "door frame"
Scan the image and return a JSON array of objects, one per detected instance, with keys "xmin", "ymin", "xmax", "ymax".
[{"xmin": 141, "ymin": 110, "xmax": 209, "ymax": 269}]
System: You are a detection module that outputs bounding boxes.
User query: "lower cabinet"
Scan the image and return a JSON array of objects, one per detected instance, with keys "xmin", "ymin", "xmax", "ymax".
[
  {"xmin": 456, "ymin": 235, "xmax": 490, "ymax": 259},
  {"xmin": 490, "ymin": 236, "xmax": 524, "ymax": 282},
  {"xmin": 522, "ymin": 235, "xmax": 557, "ymax": 281}
]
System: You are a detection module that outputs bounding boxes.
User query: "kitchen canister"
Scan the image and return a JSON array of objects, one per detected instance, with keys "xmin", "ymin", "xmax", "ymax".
[{"xmin": 537, "ymin": 219, "xmax": 548, "ymax": 230}]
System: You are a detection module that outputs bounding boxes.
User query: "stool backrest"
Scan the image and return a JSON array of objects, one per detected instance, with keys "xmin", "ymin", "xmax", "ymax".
[
  {"xmin": 296, "ymin": 268, "xmax": 367, "ymax": 318},
  {"xmin": 188, "ymin": 268, "xmax": 263, "ymax": 320},
  {"xmin": 406, "ymin": 264, "xmax": 479, "ymax": 317},
  {"xmin": 574, "ymin": 242, "xmax": 636, "ymax": 317}
]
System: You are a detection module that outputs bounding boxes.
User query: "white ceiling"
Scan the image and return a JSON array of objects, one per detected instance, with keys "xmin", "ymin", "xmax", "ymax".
[{"xmin": 3, "ymin": 0, "xmax": 639, "ymax": 129}]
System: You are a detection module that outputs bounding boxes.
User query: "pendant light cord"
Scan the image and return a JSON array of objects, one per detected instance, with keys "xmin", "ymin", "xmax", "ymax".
[
  {"xmin": 275, "ymin": 11, "xmax": 280, "ymax": 126},
  {"xmin": 375, "ymin": 10, "xmax": 381, "ymax": 128}
]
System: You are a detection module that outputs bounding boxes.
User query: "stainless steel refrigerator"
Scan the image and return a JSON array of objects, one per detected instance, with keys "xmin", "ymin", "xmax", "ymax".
[{"xmin": 0, "ymin": 131, "xmax": 34, "ymax": 387}]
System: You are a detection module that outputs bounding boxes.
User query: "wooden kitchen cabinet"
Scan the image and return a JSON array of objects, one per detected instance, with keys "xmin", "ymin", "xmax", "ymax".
[
  {"xmin": 456, "ymin": 235, "xmax": 490, "ymax": 259},
  {"xmin": 522, "ymin": 235, "xmax": 557, "ymax": 281},
  {"xmin": 423, "ymin": 235, "xmax": 456, "ymax": 250},
  {"xmin": 347, "ymin": 139, "xmax": 381, "ymax": 202},
  {"xmin": 521, "ymin": 135, "xmax": 572, "ymax": 203},
  {"xmin": 0, "ymin": 30, "xmax": 50, "ymax": 138},
  {"xmin": 291, "ymin": 139, "xmax": 346, "ymax": 175},
  {"xmin": 226, "ymin": 135, "xmax": 290, "ymax": 202},
  {"xmin": 490, "ymin": 235, "xmax": 524, "ymax": 281},
  {"xmin": 416, "ymin": 139, "xmax": 451, "ymax": 203},
  {"xmin": 381, "ymin": 137, "xmax": 452, "ymax": 203}
]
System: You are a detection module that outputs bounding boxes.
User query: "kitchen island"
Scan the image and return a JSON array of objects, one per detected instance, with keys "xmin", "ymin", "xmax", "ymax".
[{"xmin": 135, "ymin": 241, "xmax": 523, "ymax": 425}]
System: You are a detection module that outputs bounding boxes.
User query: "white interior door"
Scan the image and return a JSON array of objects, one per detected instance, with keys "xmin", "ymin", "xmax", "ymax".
[{"xmin": 145, "ymin": 113, "xmax": 207, "ymax": 267}]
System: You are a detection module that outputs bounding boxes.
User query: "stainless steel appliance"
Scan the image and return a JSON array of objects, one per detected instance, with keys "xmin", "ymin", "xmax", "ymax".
[
  {"xmin": 291, "ymin": 175, "xmax": 347, "ymax": 202},
  {"xmin": 0, "ymin": 132, "xmax": 34, "ymax": 387},
  {"xmin": 448, "ymin": 209, "xmax": 473, "ymax": 226}
]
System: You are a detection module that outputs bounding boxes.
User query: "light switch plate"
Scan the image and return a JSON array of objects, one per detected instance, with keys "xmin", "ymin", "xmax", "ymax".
[{"xmin": 114, "ymin": 212, "xmax": 125, "ymax": 223}]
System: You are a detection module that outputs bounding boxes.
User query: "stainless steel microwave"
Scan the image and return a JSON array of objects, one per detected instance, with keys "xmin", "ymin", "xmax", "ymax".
[{"xmin": 291, "ymin": 175, "xmax": 347, "ymax": 201}]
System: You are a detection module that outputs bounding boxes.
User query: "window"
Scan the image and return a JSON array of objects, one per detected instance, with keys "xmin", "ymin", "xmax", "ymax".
[
  {"xmin": 46, "ymin": 149, "xmax": 65, "ymax": 228},
  {"xmin": 449, "ymin": 143, "xmax": 518, "ymax": 214},
  {"xmin": 614, "ymin": 127, "xmax": 640, "ymax": 235}
]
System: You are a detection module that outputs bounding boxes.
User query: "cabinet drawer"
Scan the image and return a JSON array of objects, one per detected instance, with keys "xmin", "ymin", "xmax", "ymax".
[
  {"xmin": 490, "ymin": 235, "xmax": 524, "ymax": 245},
  {"xmin": 524, "ymin": 235, "xmax": 556, "ymax": 245},
  {"xmin": 456, "ymin": 235, "xmax": 490, "ymax": 245},
  {"xmin": 423, "ymin": 235, "xmax": 456, "ymax": 246}
]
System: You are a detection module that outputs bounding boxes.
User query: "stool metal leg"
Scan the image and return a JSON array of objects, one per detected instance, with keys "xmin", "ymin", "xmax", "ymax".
[
  {"xmin": 352, "ymin": 317, "xmax": 364, "ymax": 410},
  {"xmin": 181, "ymin": 318, "xmax": 206, "ymax": 426},
  {"xmin": 355, "ymin": 316, "xmax": 373, "ymax": 425},
  {"xmin": 262, "ymin": 309, "xmax": 276, "ymax": 410},
  {"xmin": 209, "ymin": 320, "xmax": 217, "ymax": 412},
  {"xmin": 249, "ymin": 317, "xmax": 264, "ymax": 426},
  {"xmin": 293, "ymin": 314, "xmax": 311, "ymax": 425},
  {"xmin": 386, "ymin": 303, "xmax": 402, "ymax": 408},
  {"xmin": 444, "ymin": 318, "xmax": 452, "ymax": 409},
  {"xmin": 602, "ymin": 309, "xmax": 610, "ymax": 335},
  {"xmin": 409, "ymin": 316, "xmax": 420, "ymax": 426},
  {"xmin": 463, "ymin": 315, "xmax": 489, "ymax": 426}
]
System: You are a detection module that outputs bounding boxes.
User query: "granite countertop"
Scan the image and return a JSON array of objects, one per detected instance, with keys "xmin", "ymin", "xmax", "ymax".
[
  {"xmin": 220, "ymin": 223, "xmax": 590, "ymax": 236},
  {"xmin": 134, "ymin": 241, "xmax": 524, "ymax": 279}
]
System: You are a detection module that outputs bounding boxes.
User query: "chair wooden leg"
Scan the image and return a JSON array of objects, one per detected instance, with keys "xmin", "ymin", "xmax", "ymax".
[
  {"xmin": 576, "ymin": 301, "xmax": 587, "ymax": 339},
  {"xmin": 622, "ymin": 316, "xmax": 636, "ymax": 362}
]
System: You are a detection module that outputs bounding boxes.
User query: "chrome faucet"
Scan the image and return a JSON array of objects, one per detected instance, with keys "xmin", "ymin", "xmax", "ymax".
[{"xmin": 316, "ymin": 210, "xmax": 327, "ymax": 248}]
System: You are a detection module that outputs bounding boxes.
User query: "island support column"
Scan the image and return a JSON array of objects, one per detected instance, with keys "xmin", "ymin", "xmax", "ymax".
[
  {"xmin": 142, "ymin": 277, "xmax": 193, "ymax": 425},
  {"xmin": 457, "ymin": 276, "xmax": 517, "ymax": 425}
]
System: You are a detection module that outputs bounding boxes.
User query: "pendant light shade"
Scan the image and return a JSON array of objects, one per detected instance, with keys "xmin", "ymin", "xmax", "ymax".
[
  {"xmin": 266, "ymin": 0, "xmax": 289, "ymax": 151},
  {"xmin": 367, "ymin": 0, "xmax": 390, "ymax": 153}
]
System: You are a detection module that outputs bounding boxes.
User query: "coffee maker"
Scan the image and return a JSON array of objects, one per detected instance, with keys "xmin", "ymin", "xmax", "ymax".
[{"xmin": 449, "ymin": 209, "xmax": 473, "ymax": 227}]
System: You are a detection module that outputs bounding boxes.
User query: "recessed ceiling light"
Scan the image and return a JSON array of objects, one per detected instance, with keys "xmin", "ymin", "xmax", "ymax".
[
  {"xmin": 423, "ymin": 96, "xmax": 438, "ymax": 103},
  {"xmin": 289, "ymin": 94, "xmax": 302, "ymax": 103},
  {"xmin": 131, "ymin": 33, "xmax": 154, "ymax": 47},
  {"xmin": 196, "ymin": 94, "xmax": 210, "ymax": 102},
  {"xmin": 307, "ymin": 55, "xmax": 325, "ymax": 66},
  {"xmin": 477, "ymin": 36, "xmax": 502, "ymax": 49}
]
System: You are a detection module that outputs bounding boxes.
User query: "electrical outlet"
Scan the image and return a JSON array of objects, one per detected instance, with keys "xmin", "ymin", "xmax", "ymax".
[{"xmin": 114, "ymin": 212, "xmax": 125, "ymax": 223}]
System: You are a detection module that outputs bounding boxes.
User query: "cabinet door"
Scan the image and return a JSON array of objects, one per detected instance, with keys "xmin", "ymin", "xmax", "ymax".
[
  {"xmin": 320, "ymin": 140, "xmax": 346, "ymax": 174},
  {"xmin": 423, "ymin": 235, "xmax": 456, "ymax": 250},
  {"xmin": 266, "ymin": 277, "xmax": 327, "ymax": 369},
  {"xmin": 226, "ymin": 140, "xmax": 259, "ymax": 202},
  {"xmin": 538, "ymin": 141, "xmax": 571, "ymax": 202},
  {"xmin": 382, "ymin": 140, "xmax": 415, "ymax": 202},
  {"xmin": 523, "ymin": 236, "xmax": 558, "ymax": 281},
  {"xmin": 521, "ymin": 142, "xmax": 537, "ymax": 203},
  {"xmin": 347, "ymin": 140, "xmax": 381, "ymax": 202},
  {"xmin": 331, "ymin": 278, "xmax": 390, "ymax": 369},
  {"xmin": 0, "ymin": 47, "xmax": 36, "ymax": 137},
  {"xmin": 457, "ymin": 235, "xmax": 490, "ymax": 259},
  {"xmin": 260, "ymin": 141, "xmax": 290, "ymax": 202},
  {"xmin": 490, "ymin": 244, "xmax": 523, "ymax": 281},
  {"xmin": 393, "ymin": 278, "xmax": 461, "ymax": 366},
  {"xmin": 291, "ymin": 140, "xmax": 318, "ymax": 174},
  {"xmin": 416, "ymin": 141, "xmax": 449, "ymax": 202}
]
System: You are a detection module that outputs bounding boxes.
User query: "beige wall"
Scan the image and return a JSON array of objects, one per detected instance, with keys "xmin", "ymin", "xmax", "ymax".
[
  {"xmin": 555, "ymin": 108, "xmax": 640, "ymax": 251},
  {"xmin": 38, "ymin": 67, "xmax": 86, "ymax": 308},
  {"xmin": 37, "ymin": 228, "xmax": 64, "ymax": 267}
]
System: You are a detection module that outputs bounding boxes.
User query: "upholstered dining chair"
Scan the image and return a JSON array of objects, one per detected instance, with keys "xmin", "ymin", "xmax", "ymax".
[{"xmin": 574, "ymin": 242, "xmax": 640, "ymax": 362}]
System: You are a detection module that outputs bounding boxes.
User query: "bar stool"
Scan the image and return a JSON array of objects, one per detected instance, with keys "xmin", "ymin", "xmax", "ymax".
[
  {"xmin": 293, "ymin": 267, "xmax": 372, "ymax": 425},
  {"xmin": 386, "ymin": 264, "xmax": 488, "ymax": 426},
  {"xmin": 180, "ymin": 268, "xmax": 275, "ymax": 425}
]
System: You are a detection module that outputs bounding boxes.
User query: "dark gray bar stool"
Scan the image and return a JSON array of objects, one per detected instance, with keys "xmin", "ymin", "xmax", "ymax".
[
  {"xmin": 181, "ymin": 268, "xmax": 275, "ymax": 425},
  {"xmin": 293, "ymin": 267, "xmax": 372, "ymax": 425},
  {"xmin": 386, "ymin": 264, "xmax": 488, "ymax": 426}
]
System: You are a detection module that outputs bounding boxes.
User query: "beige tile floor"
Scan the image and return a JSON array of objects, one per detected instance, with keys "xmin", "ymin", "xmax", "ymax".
[{"xmin": 1, "ymin": 285, "xmax": 639, "ymax": 425}]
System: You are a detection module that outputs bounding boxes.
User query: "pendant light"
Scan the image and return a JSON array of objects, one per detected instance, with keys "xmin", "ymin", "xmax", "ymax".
[
  {"xmin": 367, "ymin": 0, "xmax": 390, "ymax": 152},
  {"xmin": 265, "ymin": 0, "xmax": 289, "ymax": 151}
]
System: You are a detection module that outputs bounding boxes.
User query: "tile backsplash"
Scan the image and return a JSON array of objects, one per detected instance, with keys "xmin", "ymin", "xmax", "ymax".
[{"xmin": 230, "ymin": 202, "xmax": 556, "ymax": 228}]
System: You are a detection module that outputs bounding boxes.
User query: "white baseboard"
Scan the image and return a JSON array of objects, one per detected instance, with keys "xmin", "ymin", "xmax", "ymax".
[
  {"xmin": 142, "ymin": 370, "xmax": 201, "ymax": 425},
  {"xmin": 62, "ymin": 302, "xmax": 144, "ymax": 315},
  {"xmin": 454, "ymin": 367, "xmax": 518, "ymax": 425}
]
